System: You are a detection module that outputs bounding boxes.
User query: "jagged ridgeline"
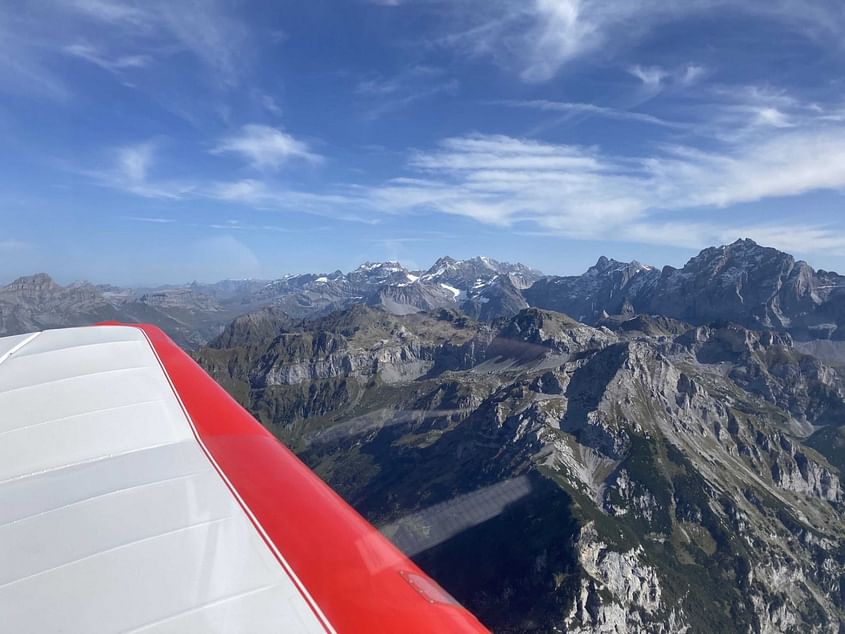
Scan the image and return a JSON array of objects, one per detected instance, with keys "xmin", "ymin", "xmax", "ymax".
[
  {"xmin": 6, "ymin": 240, "xmax": 845, "ymax": 352},
  {"xmin": 6, "ymin": 240, "xmax": 845, "ymax": 630},
  {"xmin": 0, "ymin": 256, "xmax": 542, "ymax": 349},
  {"xmin": 195, "ymin": 300, "xmax": 845, "ymax": 632}
]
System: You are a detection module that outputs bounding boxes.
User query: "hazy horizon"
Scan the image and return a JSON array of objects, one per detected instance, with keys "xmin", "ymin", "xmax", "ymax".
[{"xmin": 4, "ymin": 236, "xmax": 842, "ymax": 288}]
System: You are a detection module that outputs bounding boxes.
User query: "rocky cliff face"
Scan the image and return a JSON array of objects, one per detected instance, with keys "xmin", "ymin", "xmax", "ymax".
[
  {"xmin": 525, "ymin": 257, "xmax": 659, "ymax": 323},
  {"xmin": 527, "ymin": 239, "xmax": 845, "ymax": 341},
  {"xmin": 195, "ymin": 304, "xmax": 845, "ymax": 633}
]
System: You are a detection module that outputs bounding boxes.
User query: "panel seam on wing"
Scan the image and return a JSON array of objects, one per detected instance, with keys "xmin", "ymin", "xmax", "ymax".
[
  {"xmin": 0, "ymin": 365, "xmax": 153, "ymax": 396},
  {"xmin": 8, "ymin": 337, "xmax": 146, "ymax": 360},
  {"xmin": 123, "ymin": 584, "xmax": 281, "ymax": 633},
  {"xmin": 0, "ymin": 516, "xmax": 233, "ymax": 591},
  {"xmin": 0, "ymin": 440, "xmax": 185, "ymax": 486},
  {"xmin": 136, "ymin": 326, "xmax": 338, "ymax": 634},
  {"xmin": 0, "ymin": 398, "xmax": 165, "ymax": 439},
  {"xmin": 0, "ymin": 470, "xmax": 206, "ymax": 530}
]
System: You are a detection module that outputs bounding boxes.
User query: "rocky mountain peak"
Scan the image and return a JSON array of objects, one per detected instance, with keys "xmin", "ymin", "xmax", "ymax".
[
  {"xmin": 689, "ymin": 237, "xmax": 795, "ymax": 273},
  {"xmin": 426, "ymin": 256, "xmax": 458, "ymax": 273},
  {"xmin": 588, "ymin": 256, "xmax": 654, "ymax": 277},
  {"xmin": 472, "ymin": 255, "xmax": 497, "ymax": 269},
  {"xmin": 528, "ymin": 239, "xmax": 845, "ymax": 338},
  {"xmin": 6, "ymin": 272, "xmax": 61, "ymax": 292},
  {"xmin": 590, "ymin": 256, "xmax": 618, "ymax": 273},
  {"xmin": 355, "ymin": 260, "xmax": 405, "ymax": 273},
  {"xmin": 731, "ymin": 237, "xmax": 758, "ymax": 247}
]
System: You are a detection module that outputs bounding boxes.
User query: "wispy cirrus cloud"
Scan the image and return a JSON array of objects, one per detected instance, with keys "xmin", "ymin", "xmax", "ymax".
[
  {"xmin": 89, "ymin": 88, "xmax": 845, "ymax": 255},
  {"xmin": 355, "ymin": 107, "xmax": 845, "ymax": 252},
  {"xmin": 494, "ymin": 99, "xmax": 681, "ymax": 128},
  {"xmin": 208, "ymin": 179, "xmax": 378, "ymax": 224},
  {"xmin": 87, "ymin": 141, "xmax": 194, "ymax": 199},
  {"xmin": 0, "ymin": 14, "xmax": 70, "ymax": 100},
  {"xmin": 0, "ymin": 0, "xmax": 254, "ymax": 103},
  {"xmin": 63, "ymin": 42, "xmax": 151, "ymax": 74},
  {"xmin": 436, "ymin": 0, "xmax": 845, "ymax": 83},
  {"xmin": 124, "ymin": 216, "xmax": 177, "ymax": 224},
  {"xmin": 628, "ymin": 65, "xmax": 669, "ymax": 93},
  {"xmin": 355, "ymin": 65, "xmax": 458, "ymax": 119},
  {"xmin": 210, "ymin": 179, "xmax": 349, "ymax": 209},
  {"xmin": 211, "ymin": 124, "xmax": 322, "ymax": 170},
  {"xmin": 64, "ymin": 0, "xmax": 251, "ymax": 87},
  {"xmin": 85, "ymin": 143, "xmax": 349, "ymax": 215}
]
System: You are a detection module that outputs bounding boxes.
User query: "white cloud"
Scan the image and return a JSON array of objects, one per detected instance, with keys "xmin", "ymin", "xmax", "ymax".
[
  {"xmin": 154, "ymin": 2, "xmax": 250, "ymax": 88},
  {"xmin": 0, "ymin": 0, "xmax": 252, "ymax": 102},
  {"xmin": 628, "ymin": 65, "xmax": 669, "ymax": 92},
  {"xmin": 513, "ymin": 0, "xmax": 597, "ymax": 82},
  {"xmin": 495, "ymin": 99, "xmax": 681, "ymax": 128},
  {"xmin": 362, "ymin": 134, "xmax": 645, "ymax": 230},
  {"xmin": 355, "ymin": 66, "xmax": 459, "ymax": 119},
  {"xmin": 625, "ymin": 63, "xmax": 707, "ymax": 96},
  {"xmin": 90, "ymin": 90, "xmax": 845, "ymax": 256},
  {"xmin": 64, "ymin": 43, "xmax": 151, "ymax": 73},
  {"xmin": 694, "ymin": 84, "xmax": 811, "ymax": 137},
  {"xmin": 208, "ymin": 179, "xmax": 377, "ymax": 223},
  {"xmin": 212, "ymin": 125, "xmax": 322, "ymax": 170},
  {"xmin": 89, "ymin": 141, "xmax": 194, "ymax": 199},
  {"xmin": 441, "ymin": 0, "xmax": 845, "ymax": 83},
  {"xmin": 259, "ymin": 94, "xmax": 283, "ymax": 116},
  {"xmin": 125, "ymin": 216, "xmax": 177, "ymax": 224},
  {"xmin": 64, "ymin": 0, "xmax": 250, "ymax": 87},
  {"xmin": 118, "ymin": 143, "xmax": 155, "ymax": 185},
  {"xmin": 356, "ymin": 121, "xmax": 845, "ymax": 252},
  {"xmin": 671, "ymin": 129, "xmax": 845, "ymax": 207},
  {"xmin": 680, "ymin": 63, "xmax": 706, "ymax": 86}
]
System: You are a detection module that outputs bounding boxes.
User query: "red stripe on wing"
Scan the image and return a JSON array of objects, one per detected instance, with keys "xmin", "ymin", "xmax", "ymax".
[{"xmin": 116, "ymin": 323, "xmax": 489, "ymax": 634}]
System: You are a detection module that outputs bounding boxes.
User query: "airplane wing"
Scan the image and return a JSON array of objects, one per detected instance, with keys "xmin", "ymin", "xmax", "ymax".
[{"xmin": 0, "ymin": 324, "xmax": 489, "ymax": 633}]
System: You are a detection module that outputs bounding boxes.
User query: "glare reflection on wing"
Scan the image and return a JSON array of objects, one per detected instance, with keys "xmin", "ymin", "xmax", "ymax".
[{"xmin": 379, "ymin": 476, "xmax": 533, "ymax": 557}]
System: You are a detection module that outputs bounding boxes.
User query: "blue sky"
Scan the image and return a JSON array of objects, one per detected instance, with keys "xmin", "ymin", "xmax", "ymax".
[{"xmin": 2, "ymin": 1, "xmax": 845, "ymax": 284}]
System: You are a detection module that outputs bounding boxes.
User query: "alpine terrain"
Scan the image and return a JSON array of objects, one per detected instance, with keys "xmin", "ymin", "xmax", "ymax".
[{"xmin": 191, "ymin": 240, "xmax": 845, "ymax": 633}]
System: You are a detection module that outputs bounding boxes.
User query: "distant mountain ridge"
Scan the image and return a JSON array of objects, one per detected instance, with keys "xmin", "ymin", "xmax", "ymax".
[
  {"xmin": 526, "ymin": 239, "xmax": 845, "ymax": 340},
  {"xmin": 5, "ymin": 240, "xmax": 845, "ymax": 348},
  {"xmin": 0, "ymin": 256, "xmax": 543, "ymax": 347},
  {"xmin": 0, "ymin": 272, "xmax": 242, "ymax": 348}
]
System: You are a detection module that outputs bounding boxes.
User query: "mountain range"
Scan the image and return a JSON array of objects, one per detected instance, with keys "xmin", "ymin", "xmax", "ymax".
[
  {"xmin": 0, "ymin": 256, "xmax": 542, "ymax": 348},
  {"xmin": 7, "ymin": 239, "xmax": 845, "ymax": 351},
  {"xmin": 6, "ymin": 239, "xmax": 845, "ymax": 631}
]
